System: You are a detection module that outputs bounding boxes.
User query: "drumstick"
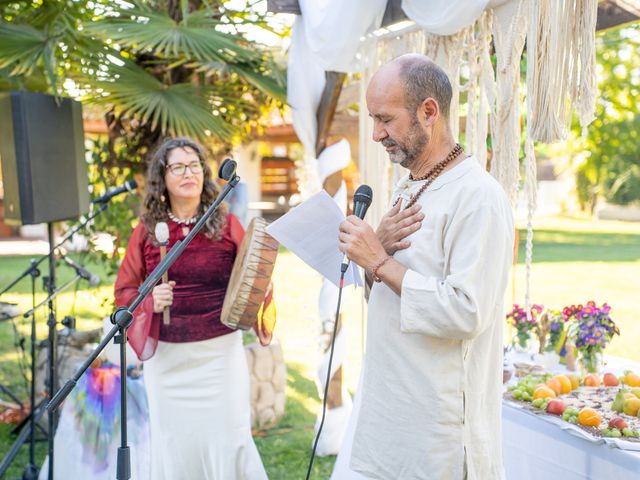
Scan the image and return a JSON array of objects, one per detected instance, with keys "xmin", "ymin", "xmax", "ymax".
[{"xmin": 155, "ymin": 222, "xmax": 171, "ymax": 326}]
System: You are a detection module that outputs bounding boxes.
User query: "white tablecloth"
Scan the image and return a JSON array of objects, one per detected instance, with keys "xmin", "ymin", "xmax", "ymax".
[
  {"xmin": 333, "ymin": 354, "xmax": 640, "ymax": 479},
  {"xmin": 503, "ymin": 353, "xmax": 640, "ymax": 480},
  {"xmin": 503, "ymin": 402, "xmax": 640, "ymax": 479}
]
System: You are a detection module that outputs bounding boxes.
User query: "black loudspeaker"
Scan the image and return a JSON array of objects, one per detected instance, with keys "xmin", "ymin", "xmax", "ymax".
[{"xmin": 0, "ymin": 91, "xmax": 89, "ymax": 225}]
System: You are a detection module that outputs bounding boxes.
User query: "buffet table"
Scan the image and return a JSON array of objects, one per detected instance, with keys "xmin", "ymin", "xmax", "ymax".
[
  {"xmin": 503, "ymin": 353, "xmax": 640, "ymax": 479},
  {"xmin": 503, "ymin": 401, "xmax": 640, "ymax": 479}
]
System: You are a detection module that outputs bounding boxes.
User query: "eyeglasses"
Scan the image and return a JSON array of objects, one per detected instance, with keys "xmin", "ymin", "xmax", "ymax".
[{"xmin": 165, "ymin": 161, "xmax": 203, "ymax": 176}]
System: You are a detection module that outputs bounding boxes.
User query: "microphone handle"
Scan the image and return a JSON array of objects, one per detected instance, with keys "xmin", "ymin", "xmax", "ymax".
[
  {"xmin": 340, "ymin": 201, "xmax": 368, "ymax": 273},
  {"xmin": 340, "ymin": 254, "xmax": 350, "ymax": 274},
  {"xmin": 159, "ymin": 245, "xmax": 170, "ymax": 326}
]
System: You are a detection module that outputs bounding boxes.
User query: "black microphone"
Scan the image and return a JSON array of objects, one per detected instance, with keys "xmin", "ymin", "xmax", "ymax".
[
  {"xmin": 218, "ymin": 158, "xmax": 237, "ymax": 180},
  {"xmin": 61, "ymin": 256, "xmax": 100, "ymax": 286},
  {"xmin": 92, "ymin": 180, "xmax": 137, "ymax": 204},
  {"xmin": 341, "ymin": 185, "xmax": 373, "ymax": 273}
]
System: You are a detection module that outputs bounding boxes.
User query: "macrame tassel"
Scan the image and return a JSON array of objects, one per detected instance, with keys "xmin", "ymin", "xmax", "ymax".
[
  {"xmin": 527, "ymin": 0, "xmax": 598, "ymax": 143},
  {"xmin": 523, "ymin": 137, "xmax": 537, "ymax": 320},
  {"xmin": 573, "ymin": 0, "xmax": 598, "ymax": 134},
  {"xmin": 489, "ymin": 0, "xmax": 528, "ymax": 205},
  {"xmin": 475, "ymin": 11, "xmax": 494, "ymax": 170}
]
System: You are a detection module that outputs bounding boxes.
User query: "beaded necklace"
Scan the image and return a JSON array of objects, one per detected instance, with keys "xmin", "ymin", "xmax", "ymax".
[
  {"xmin": 167, "ymin": 210, "xmax": 200, "ymax": 236},
  {"xmin": 167, "ymin": 210, "xmax": 199, "ymax": 225},
  {"xmin": 394, "ymin": 143, "xmax": 464, "ymax": 209}
]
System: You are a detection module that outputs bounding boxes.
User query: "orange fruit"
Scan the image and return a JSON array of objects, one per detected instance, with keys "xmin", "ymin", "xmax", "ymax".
[
  {"xmin": 553, "ymin": 375, "xmax": 573, "ymax": 394},
  {"xmin": 578, "ymin": 407, "xmax": 601, "ymax": 427},
  {"xmin": 623, "ymin": 373, "xmax": 640, "ymax": 387},
  {"xmin": 546, "ymin": 378, "xmax": 563, "ymax": 395},
  {"xmin": 584, "ymin": 374, "xmax": 601, "ymax": 387},
  {"xmin": 567, "ymin": 374, "xmax": 580, "ymax": 390},
  {"xmin": 533, "ymin": 385, "xmax": 557, "ymax": 400},
  {"xmin": 603, "ymin": 373, "xmax": 620, "ymax": 387}
]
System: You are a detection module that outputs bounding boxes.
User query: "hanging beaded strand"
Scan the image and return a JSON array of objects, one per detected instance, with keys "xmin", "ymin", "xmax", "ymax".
[{"xmin": 394, "ymin": 143, "xmax": 464, "ymax": 209}]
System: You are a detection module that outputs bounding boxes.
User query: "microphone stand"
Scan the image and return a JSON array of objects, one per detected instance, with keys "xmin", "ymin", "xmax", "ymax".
[
  {"xmin": 0, "ymin": 203, "xmax": 108, "ymax": 299},
  {"xmin": 0, "ymin": 202, "xmax": 110, "ymax": 480},
  {"xmin": 0, "ymin": 272, "xmax": 85, "ymax": 479},
  {"xmin": 46, "ymin": 172, "xmax": 240, "ymax": 480}
]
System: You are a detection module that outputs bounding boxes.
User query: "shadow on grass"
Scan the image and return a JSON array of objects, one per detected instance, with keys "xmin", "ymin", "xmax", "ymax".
[
  {"xmin": 255, "ymin": 362, "xmax": 337, "ymax": 480},
  {"xmin": 517, "ymin": 229, "xmax": 640, "ymax": 263}
]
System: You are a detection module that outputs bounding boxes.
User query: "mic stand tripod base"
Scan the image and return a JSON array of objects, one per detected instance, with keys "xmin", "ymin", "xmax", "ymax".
[{"xmin": 22, "ymin": 463, "xmax": 39, "ymax": 480}]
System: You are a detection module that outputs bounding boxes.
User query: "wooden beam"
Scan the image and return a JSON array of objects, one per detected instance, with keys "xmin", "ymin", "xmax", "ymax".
[
  {"xmin": 266, "ymin": 0, "xmax": 301, "ymax": 15},
  {"xmin": 315, "ymin": 71, "xmax": 346, "ymax": 157},
  {"xmin": 597, "ymin": 0, "xmax": 640, "ymax": 30},
  {"xmin": 381, "ymin": 0, "xmax": 407, "ymax": 28}
]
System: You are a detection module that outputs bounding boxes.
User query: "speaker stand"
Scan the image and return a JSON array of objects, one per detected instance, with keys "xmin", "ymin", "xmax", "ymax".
[
  {"xmin": 24, "ymin": 258, "xmax": 41, "ymax": 480},
  {"xmin": 45, "ymin": 222, "xmax": 58, "ymax": 480}
]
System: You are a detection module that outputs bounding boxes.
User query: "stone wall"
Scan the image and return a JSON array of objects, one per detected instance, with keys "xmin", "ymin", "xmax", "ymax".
[{"xmin": 245, "ymin": 340, "xmax": 287, "ymax": 429}]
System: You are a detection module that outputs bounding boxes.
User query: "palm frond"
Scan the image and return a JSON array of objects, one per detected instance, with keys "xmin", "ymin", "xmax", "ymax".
[
  {"xmin": 192, "ymin": 60, "xmax": 286, "ymax": 101},
  {"xmin": 0, "ymin": 23, "xmax": 48, "ymax": 76},
  {"xmin": 227, "ymin": 62, "xmax": 286, "ymax": 101},
  {"xmin": 79, "ymin": 62, "xmax": 235, "ymax": 140},
  {"xmin": 84, "ymin": 5, "xmax": 260, "ymax": 65}
]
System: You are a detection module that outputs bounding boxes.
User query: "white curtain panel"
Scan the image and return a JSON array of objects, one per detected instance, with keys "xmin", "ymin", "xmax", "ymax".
[
  {"xmin": 286, "ymin": 19, "xmax": 326, "ymax": 156},
  {"xmin": 401, "ymin": 0, "xmax": 490, "ymax": 35},
  {"xmin": 299, "ymin": 0, "xmax": 387, "ymax": 73}
]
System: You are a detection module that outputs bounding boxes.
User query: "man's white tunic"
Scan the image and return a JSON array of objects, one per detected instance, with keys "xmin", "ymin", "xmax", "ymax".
[{"xmin": 350, "ymin": 157, "xmax": 514, "ymax": 480}]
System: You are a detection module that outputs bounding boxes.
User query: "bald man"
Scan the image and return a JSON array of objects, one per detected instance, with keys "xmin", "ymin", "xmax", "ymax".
[{"xmin": 335, "ymin": 54, "xmax": 513, "ymax": 479}]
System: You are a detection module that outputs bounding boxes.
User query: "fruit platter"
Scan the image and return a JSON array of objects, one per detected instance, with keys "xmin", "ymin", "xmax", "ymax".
[{"xmin": 504, "ymin": 369, "xmax": 640, "ymax": 448}]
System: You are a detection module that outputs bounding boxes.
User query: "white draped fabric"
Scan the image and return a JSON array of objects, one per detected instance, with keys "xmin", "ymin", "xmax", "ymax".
[
  {"xmin": 286, "ymin": 0, "xmax": 386, "ymax": 191},
  {"xmin": 401, "ymin": 0, "xmax": 490, "ymax": 35},
  {"xmin": 286, "ymin": 20, "xmax": 324, "ymax": 156},
  {"xmin": 297, "ymin": 0, "xmax": 387, "ymax": 73}
]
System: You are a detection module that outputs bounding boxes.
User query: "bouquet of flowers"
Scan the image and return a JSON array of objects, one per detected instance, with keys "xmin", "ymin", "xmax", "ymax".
[
  {"xmin": 545, "ymin": 309, "xmax": 566, "ymax": 353},
  {"xmin": 565, "ymin": 301, "xmax": 620, "ymax": 374},
  {"xmin": 506, "ymin": 304, "xmax": 543, "ymax": 350}
]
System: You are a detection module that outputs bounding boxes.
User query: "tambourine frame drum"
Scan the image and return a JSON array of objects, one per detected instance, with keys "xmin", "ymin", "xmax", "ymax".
[{"xmin": 221, "ymin": 217, "xmax": 278, "ymax": 330}]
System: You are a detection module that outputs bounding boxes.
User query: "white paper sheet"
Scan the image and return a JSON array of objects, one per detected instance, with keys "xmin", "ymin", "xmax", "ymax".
[{"xmin": 266, "ymin": 191, "xmax": 363, "ymax": 288}]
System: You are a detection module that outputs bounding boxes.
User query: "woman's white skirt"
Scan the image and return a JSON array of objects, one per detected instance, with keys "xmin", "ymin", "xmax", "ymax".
[{"xmin": 144, "ymin": 331, "xmax": 267, "ymax": 480}]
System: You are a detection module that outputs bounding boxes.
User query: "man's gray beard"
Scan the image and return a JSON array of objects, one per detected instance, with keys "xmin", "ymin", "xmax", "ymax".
[{"xmin": 388, "ymin": 147, "xmax": 417, "ymax": 170}]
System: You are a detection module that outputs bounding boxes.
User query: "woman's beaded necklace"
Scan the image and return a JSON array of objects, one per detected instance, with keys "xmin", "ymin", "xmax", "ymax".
[
  {"xmin": 167, "ymin": 210, "xmax": 199, "ymax": 225},
  {"xmin": 167, "ymin": 210, "xmax": 200, "ymax": 236}
]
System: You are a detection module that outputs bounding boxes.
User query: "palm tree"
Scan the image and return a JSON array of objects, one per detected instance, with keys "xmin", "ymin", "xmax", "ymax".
[
  {"xmin": 0, "ymin": 0, "xmax": 286, "ymax": 165},
  {"xmin": 0, "ymin": 0, "xmax": 286, "ymax": 265}
]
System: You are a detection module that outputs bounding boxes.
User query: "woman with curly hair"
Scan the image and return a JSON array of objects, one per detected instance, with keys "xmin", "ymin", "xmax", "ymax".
[{"xmin": 114, "ymin": 137, "xmax": 268, "ymax": 479}]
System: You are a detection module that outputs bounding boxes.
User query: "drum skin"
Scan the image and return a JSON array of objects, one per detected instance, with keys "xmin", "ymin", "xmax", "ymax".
[{"xmin": 221, "ymin": 217, "xmax": 279, "ymax": 330}]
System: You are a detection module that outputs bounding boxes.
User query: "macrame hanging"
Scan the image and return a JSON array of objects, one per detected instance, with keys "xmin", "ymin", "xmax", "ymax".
[
  {"xmin": 522, "ymin": 0, "xmax": 598, "ymax": 316},
  {"xmin": 490, "ymin": 0, "xmax": 528, "ymax": 206},
  {"xmin": 357, "ymin": 0, "xmax": 598, "ymax": 322}
]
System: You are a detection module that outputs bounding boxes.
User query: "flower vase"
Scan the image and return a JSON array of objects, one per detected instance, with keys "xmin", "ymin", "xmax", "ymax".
[
  {"xmin": 512, "ymin": 336, "xmax": 531, "ymax": 354},
  {"xmin": 578, "ymin": 349, "xmax": 604, "ymax": 376}
]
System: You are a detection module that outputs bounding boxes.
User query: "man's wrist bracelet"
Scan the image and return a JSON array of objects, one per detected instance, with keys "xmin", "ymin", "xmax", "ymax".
[{"xmin": 371, "ymin": 256, "xmax": 391, "ymax": 282}]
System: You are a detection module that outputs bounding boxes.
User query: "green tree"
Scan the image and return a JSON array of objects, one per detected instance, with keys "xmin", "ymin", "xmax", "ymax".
[
  {"xmin": 0, "ymin": 0, "xmax": 285, "ymax": 157},
  {"xmin": 570, "ymin": 24, "xmax": 640, "ymax": 212},
  {"xmin": 0, "ymin": 0, "xmax": 286, "ymax": 267}
]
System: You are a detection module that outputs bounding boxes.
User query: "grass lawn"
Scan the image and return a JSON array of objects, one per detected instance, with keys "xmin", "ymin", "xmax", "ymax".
[{"xmin": 0, "ymin": 215, "xmax": 638, "ymax": 478}]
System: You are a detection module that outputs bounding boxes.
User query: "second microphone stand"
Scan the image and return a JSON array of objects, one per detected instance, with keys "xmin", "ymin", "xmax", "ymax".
[{"xmin": 47, "ymin": 164, "xmax": 240, "ymax": 480}]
